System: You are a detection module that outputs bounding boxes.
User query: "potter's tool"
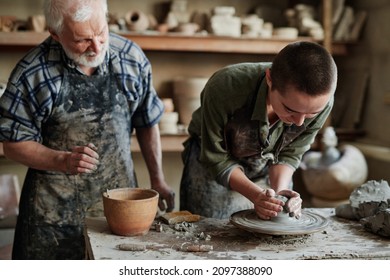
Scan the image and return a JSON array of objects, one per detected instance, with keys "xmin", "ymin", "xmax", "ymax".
[
  {"xmin": 117, "ymin": 243, "xmax": 146, "ymax": 251},
  {"xmin": 230, "ymin": 209, "xmax": 328, "ymax": 236}
]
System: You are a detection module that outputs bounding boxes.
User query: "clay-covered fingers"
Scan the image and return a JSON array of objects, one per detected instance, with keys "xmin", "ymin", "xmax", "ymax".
[
  {"xmin": 158, "ymin": 191, "xmax": 175, "ymax": 212},
  {"xmin": 66, "ymin": 143, "xmax": 100, "ymax": 174},
  {"xmin": 286, "ymin": 196, "xmax": 302, "ymax": 218},
  {"xmin": 72, "ymin": 143, "xmax": 99, "ymax": 159},
  {"xmin": 86, "ymin": 143, "xmax": 97, "ymax": 149},
  {"xmin": 277, "ymin": 189, "xmax": 302, "ymax": 218},
  {"xmin": 152, "ymin": 183, "xmax": 175, "ymax": 212},
  {"xmin": 165, "ymin": 191, "xmax": 176, "ymax": 212},
  {"xmin": 254, "ymin": 189, "xmax": 284, "ymax": 220},
  {"xmin": 265, "ymin": 188, "xmax": 276, "ymax": 198},
  {"xmin": 254, "ymin": 204, "xmax": 282, "ymax": 220}
]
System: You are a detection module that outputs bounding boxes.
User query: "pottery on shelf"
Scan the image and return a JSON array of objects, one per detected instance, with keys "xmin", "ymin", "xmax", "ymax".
[
  {"xmin": 172, "ymin": 76, "xmax": 208, "ymax": 126},
  {"xmin": 159, "ymin": 111, "xmax": 179, "ymax": 134},
  {"xmin": 125, "ymin": 10, "xmax": 149, "ymax": 32}
]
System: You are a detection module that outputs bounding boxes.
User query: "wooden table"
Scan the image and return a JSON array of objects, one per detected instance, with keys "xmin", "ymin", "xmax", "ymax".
[{"xmin": 84, "ymin": 208, "xmax": 390, "ymax": 260}]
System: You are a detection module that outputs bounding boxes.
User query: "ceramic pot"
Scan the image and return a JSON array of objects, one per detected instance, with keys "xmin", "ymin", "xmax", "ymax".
[
  {"xmin": 102, "ymin": 188, "xmax": 159, "ymax": 236},
  {"xmin": 176, "ymin": 23, "xmax": 199, "ymax": 35},
  {"xmin": 272, "ymin": 27, "xmax": 298, "ymax": 39},
  {"xmin": 125, "ymin": 10, "xmax": 149, "ymax": 32},
  {"xmin": 159, "ymin": 112, "xmax": 179, "ymax": 134},
  {"xmin": 162, "ymin": 98, "xmax": 174, "ymax": 113},
  {"xmin": 173, "ymin": 77, "xmax": 208, "ymax": 126},
  {"xmin": 301, "ymin": 144, "xmax": 368, "ymax": 200},
  {"xmin": 27, "ymin": 15, "xmax": 46, "ymax": 32}
]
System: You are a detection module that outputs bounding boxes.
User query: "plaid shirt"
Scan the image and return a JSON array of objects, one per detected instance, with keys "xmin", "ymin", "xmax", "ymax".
[{"xmin": 0, "ymin": 33, "xmax": 163, "ymax": 142}]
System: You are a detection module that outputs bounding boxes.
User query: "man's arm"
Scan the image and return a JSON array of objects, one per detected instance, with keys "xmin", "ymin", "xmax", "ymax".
[
  {"xmin": 135, "ymin": 125, "xmax": 175, "ymax": 211},
  {"xmin": 3, "ymin": 141, "xmax": 99, "ymax": 174}
]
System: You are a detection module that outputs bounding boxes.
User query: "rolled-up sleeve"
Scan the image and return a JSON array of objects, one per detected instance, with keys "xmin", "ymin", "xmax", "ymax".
[
  {"xmin": 0, "ymin": 62, "xmax": 60, "ymax": 143},
  {"xmin": 111, "ymin": 34, "xmax": 163, "ymax": 129},
  {"xmin": 131, "ymin": 59, "xmax": 163, "ymax": 128}
]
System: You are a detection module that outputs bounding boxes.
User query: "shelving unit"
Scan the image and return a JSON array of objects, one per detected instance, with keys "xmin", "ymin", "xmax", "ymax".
[
  {"xmin": 0, "ymin": 31, "xmax": 348, "ymax": 55},
  {"xmin": 0, "ymin": 0, "xmax": 351, "ymax": 152}
]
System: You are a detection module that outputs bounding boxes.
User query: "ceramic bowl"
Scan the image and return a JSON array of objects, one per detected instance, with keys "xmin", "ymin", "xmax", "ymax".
[
  {"xmin": 102, "ymin": 188, "xmax": 159, "ymax": 236},
  {"xmin": 272, "ymin": 27, "xmax": 298, "ymax": 39}
]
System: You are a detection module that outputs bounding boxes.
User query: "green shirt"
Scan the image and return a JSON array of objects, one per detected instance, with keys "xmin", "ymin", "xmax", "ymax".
[{"xmin": 186, "ymin": 62, "xmax": 333, "ymax": 179}]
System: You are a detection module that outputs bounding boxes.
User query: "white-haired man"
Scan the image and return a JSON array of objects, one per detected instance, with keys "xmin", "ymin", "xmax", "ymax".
[{"xmin": 0, "ymin": 0, "xmax": 175, "ymax": 259}]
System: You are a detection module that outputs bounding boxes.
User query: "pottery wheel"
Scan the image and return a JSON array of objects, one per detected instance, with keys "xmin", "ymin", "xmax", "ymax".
[{"xmin": 230, "ymin": 209, "xmax": 329, "ymax": 236}]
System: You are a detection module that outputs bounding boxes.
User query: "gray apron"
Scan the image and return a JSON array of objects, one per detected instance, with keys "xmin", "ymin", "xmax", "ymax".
[
  {"xmin": 180, "ymin": 76, "xmax": 305, "ymax": 219},
  {"xmin": 12, "ymin": 66, "xmax": 137, "ymax": 259}
]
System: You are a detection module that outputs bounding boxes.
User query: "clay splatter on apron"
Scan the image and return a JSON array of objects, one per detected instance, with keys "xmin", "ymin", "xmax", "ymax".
[{"xmin": 13, "ymin": 69, "xmax": 137, "ymax": 259}]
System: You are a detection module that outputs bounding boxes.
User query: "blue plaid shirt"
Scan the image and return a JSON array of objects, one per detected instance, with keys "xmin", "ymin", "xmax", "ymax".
[{"xmin": 0, "ymin": 33, "xmax": 163, "ymax": 142}]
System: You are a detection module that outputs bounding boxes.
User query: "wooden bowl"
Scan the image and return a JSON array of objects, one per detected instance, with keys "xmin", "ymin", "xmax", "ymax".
[{"xmin": 102, "ymin": 188, "xmax": 159, "ymax": 236}]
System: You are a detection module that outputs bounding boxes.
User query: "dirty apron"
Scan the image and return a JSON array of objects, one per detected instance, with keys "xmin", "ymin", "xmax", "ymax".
[
  {"xmin": 12, "ymin": 67, "xmax": 137, "ymax": 259},
  {"xmin": 180, "ymin": 77, "xmax": 305, "ymax": 219}
]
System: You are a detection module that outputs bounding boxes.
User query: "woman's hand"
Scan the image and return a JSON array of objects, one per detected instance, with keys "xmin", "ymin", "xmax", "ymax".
[
  {"xmin": 253, "ymin": 188, "xmax": 302, "ymax": 219},
  {"xmin": 277, "ymin": 189, "xmax": 302, "ymax": 218},
  {"xmin": 253, "ymin": 188, "xmax": 285, "ymax": 220}
]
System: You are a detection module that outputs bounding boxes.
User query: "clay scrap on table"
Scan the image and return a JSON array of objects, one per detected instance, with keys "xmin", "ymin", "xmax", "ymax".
[
  {"xmin": 160, "ymin": 210, "xmax": 201, "ymax": 225},
  {"xmin": 360, "ymin": 209, "xmax": 390, "ymax": 237},
  {"xmin": 336, "ymin": 180, "xmax": 390, "ymax": 237}
]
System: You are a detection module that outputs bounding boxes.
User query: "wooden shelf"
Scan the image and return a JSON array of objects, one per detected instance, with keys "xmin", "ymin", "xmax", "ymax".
[
  {"xmin": 0, "ymin": 31, "xmax": 348, "ymax": 55},
  {"xmin": 121, "ymin": 32, "xmax": 350, "ymax": 55},
  {"xmin": 0, "ymin": 31, "xmax": 49, "ymax": 48}
]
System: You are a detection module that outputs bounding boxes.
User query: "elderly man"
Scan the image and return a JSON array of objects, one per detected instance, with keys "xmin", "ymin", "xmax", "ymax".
[{"xmin": 0, "ymin": 0, "xmax": 175, "ymax": 259}]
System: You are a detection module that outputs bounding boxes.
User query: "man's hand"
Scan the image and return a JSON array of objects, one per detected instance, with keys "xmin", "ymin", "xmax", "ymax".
[
  {"xmin": 152, "ymin": 181, "xmax": 175, "ymax": 212},
  {"xmin": 66, "ymin": 143, "xmax": 100, "ymax": 174}
]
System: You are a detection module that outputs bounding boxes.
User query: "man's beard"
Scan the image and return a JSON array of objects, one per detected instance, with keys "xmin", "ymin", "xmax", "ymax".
[{"xmin": 63, "ymin": 39, "xmax": 109, "ymax": 68}]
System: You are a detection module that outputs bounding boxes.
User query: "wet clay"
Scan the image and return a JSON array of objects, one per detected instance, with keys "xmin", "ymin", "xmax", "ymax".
[
  {"xmin": 336, "ymin": 180, "xmax": 390, "ymax": 237},
  {"xmin": 272, "ymin": 195, "xmax": 293, "ymax": 222}
]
